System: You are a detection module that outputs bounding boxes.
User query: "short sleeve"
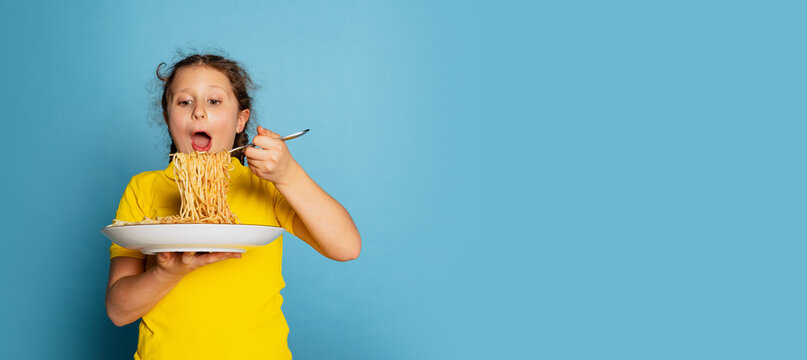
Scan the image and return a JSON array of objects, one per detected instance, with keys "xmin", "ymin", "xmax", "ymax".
[
  {"xmin": 109, "ymin": 176, "xmax": 147, "ymax": 260},
  {"xmin": 271, "ymin": 184, "xmax": 297, "ymax": 236}
]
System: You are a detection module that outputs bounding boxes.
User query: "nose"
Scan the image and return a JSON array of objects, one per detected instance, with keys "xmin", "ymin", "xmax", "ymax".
[{"xmin": 192, "ymin": 103, "xmax": 206, "ymax": 120}]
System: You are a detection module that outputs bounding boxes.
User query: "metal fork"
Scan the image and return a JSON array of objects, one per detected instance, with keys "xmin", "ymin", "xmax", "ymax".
[{"xmin": 229, "ymin": 129, "xmax": 310, "ymax": 153}]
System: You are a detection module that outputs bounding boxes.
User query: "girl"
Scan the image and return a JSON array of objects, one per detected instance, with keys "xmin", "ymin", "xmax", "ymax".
[{"xmin": 105, "ymin": 54, "xmax": 361, "ymax": 359}]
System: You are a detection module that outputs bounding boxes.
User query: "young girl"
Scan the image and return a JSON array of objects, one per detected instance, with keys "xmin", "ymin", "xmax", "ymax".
[{"xmin": 105, "ymin": 54, "xmax": 361, "ymax": 359}]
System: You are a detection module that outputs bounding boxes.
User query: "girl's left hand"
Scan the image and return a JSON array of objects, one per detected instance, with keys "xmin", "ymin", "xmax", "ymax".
[{"xmin": 245, "ymin": 126, "xmax": 299, "ymax": 185}]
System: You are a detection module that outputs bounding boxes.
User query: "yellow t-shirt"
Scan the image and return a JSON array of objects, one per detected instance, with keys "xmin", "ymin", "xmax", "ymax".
[{"xmin": 110, "ymin": 157, "xmax": 296, "ymax": 360}]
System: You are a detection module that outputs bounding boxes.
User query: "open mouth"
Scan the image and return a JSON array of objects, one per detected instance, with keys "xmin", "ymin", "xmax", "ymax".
[{"xmin": 191, "ymin": 131, "xmax": 212, "ymax": 152}]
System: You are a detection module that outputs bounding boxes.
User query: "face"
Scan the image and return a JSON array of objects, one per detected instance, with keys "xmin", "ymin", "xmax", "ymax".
[{"xmin": 166, "ymin": 65, "xmax": 249, "ymax": 153}]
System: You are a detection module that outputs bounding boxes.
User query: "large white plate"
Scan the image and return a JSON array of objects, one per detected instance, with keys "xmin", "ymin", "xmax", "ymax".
[{"xmin": 101, "ymin": 224, "xmax": 284, "ymax": 254}]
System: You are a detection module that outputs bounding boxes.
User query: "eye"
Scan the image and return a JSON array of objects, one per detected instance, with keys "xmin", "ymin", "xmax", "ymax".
[
  {"xmin": 178, "ymin": 100, "xmax": 192, "ymax": 106},
  {"xmin": 208, "ymin": 99, "xmax": 221, "ymax": 105}
]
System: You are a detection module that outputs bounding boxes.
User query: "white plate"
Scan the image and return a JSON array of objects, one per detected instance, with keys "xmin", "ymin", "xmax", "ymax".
[{"xmin": 101, "ymin": 224, "xmax": 284, "ymax": 254}]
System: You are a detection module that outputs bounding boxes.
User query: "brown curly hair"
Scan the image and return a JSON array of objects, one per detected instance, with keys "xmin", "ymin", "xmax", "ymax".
[{"xmin": 156, "ymin": 54, "xmax": 255, "ymax": 164}]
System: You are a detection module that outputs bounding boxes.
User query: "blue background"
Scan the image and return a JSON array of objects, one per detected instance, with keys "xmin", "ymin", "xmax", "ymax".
[{"xmin": 0, "ymin": 0, "xmax": 804, "ymax": 359}]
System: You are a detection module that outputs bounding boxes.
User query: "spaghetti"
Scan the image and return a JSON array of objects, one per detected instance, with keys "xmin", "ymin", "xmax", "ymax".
[{"xmin": 112, "ymin": 150, "xmax": 240, "ymax": 225}]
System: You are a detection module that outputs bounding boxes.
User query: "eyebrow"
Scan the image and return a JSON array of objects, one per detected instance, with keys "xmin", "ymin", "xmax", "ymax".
[{"xmin": 175, "ymin": 84, "xmax": 228, "ymax": 94}]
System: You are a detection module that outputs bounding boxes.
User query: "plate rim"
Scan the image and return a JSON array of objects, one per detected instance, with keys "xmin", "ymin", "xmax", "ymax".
[
  {"xmin": 100, "ymin": 223, "xmax": 285, "ymax": 253},
  {"xmin": 101, "ymin": 223, "xmax": 284, "ymax": 231}
]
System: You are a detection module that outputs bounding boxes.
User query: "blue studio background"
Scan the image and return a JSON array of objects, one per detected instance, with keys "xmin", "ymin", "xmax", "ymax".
[{"xmin": 0, "ymin": 1, "xmax": 804, "ymax": 359}]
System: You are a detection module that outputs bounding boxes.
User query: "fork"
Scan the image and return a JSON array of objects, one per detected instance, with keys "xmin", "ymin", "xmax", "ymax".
[{"xmin": 229, "ymin": 129, "xmax": 310, "ymax": 153}]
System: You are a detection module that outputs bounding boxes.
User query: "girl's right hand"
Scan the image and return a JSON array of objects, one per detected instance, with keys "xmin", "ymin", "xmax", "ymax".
[{"xmin": 155, "ymin": 251, "xmax": 242, "ymax": 278}]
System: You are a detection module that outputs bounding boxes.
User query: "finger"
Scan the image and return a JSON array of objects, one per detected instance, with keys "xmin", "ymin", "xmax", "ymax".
[
  {"xmin": 244, "ymin": 145, "xmax": 267, "ymax": 160},
  {"xmin": 247, "ymin": 163, "xmax": 265, "ymax": 178},
  {"xmin": 194, "ymin": 253, "xmax": 217, "ymax": 265},
  {"xmin": 199, "ymin": 252, "xmax": 241, "ymax": 265},
  {"xmin": 257, "ymin": 126, "xmax": 281, "ymax": 139},
  {"xmin": 181, "ymin": 251, "xmax": 196, "ymax": 264},
  {"xmin": 215, "ymin": 253, "xmax": 242, "ymax": 263},
  {"xmin": 218, "ymin": 252, "xmax": 242, "ymax": 260},
  {"xmin": 244, "ymin": 146, "xmax": 261, "ymax": 159},
  {"xmin": 252, "ymin": 134, "xmax": 283, "ymax": 149},
  {"xmin": 244, "ymin": 146, "xmax": 274, "ymax": 162},
  {"xmin": 157, "ymin": 252, "xmax": 171, "ymax": 263}
]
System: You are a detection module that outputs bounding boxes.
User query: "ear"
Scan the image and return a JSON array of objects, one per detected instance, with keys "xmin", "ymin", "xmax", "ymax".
[{"xmin": 236, "ymin": 109, "xmax": 250, "ymax": 133}]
